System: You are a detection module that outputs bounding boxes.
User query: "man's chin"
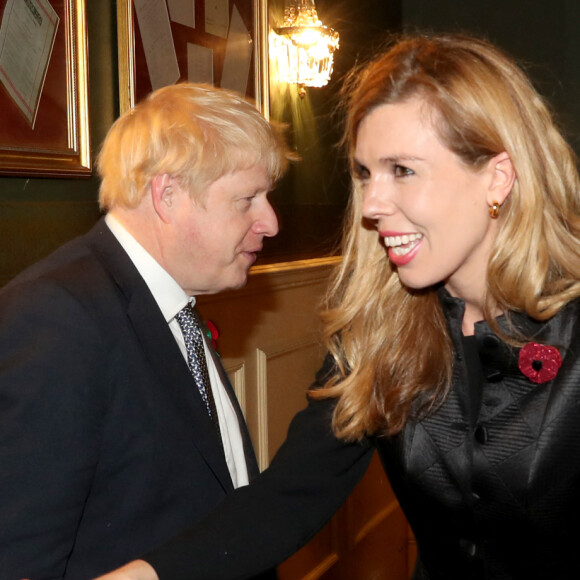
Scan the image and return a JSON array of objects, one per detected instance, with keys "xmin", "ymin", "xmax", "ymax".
[{"xmin": 224, "ymin": 271, "xmax": 250, "ymax": 292}]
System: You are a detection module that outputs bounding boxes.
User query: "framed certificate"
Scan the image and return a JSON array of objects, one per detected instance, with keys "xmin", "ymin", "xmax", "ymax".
[
  {"xmin": 0, "ymin": 0, "xmax": 90, "ymax": 177},
  {"xmin": 117, "ymin": 0, "xmax": 268, "ymax": 115}
]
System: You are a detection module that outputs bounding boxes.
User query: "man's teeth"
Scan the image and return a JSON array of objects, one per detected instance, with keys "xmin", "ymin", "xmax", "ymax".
[{"xmin": 383, "ymin": 233, "xmax": 423, "ymax": 256}]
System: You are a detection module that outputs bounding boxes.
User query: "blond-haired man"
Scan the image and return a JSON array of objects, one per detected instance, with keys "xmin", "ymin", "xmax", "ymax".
[{"xmin": 0, "ymin": 84, "xmax": 287, "ymax": 579}]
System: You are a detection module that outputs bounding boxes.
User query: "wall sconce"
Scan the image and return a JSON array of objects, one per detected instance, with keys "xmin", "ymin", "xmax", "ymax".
[{"xmin": 270, "ymin": 0, "xmax": 339, "ymax": 98}]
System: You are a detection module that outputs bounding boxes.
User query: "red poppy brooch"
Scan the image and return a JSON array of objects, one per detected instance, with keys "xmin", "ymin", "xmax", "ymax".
[
  {"xmin": 204, "ymin": 320, "xmax": 219, "ymax": 351},
  {"xmin": 518, "ymin": 342, "xmax": 562, "ymax": 384}
]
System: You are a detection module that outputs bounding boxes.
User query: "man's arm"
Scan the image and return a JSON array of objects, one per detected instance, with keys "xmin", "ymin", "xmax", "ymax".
[{"xmin": 0, "ymin": 280, "xmax": 107, "ymax": 578}]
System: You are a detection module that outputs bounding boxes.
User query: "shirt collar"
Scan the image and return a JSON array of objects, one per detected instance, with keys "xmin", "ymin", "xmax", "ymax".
[{"xmin": 105, "ymin": 213, "xmax": 195, "ymax": 322}]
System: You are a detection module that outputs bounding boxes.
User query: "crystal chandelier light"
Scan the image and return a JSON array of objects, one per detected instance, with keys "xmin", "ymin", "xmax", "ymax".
[{"xmin": 270, "ymin": 0, "xmax": 339, "ymax": 97}]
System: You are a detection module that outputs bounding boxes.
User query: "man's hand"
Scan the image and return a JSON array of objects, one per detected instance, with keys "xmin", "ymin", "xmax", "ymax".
[{"xmin": 94, "ymin": 559, "xmax": 159, "ymax": 580}]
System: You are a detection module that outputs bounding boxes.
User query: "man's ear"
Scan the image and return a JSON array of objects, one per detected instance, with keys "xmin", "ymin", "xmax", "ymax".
[
  {"xmin": 487, "ymin": 151, "xmax": 515, "ymax": 206},
  {"xmin": 150, "ymin": 174, "xmax": 176, "ymax": 223}
]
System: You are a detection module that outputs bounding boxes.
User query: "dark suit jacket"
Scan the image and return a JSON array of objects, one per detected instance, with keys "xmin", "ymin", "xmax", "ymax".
[{"xmin": 0, "ymin": 218, "xmax": 268, "ymax": 579}]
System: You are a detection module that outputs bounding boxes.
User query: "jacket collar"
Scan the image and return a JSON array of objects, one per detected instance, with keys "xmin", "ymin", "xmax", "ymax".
[
  {"xmin": 84, "ymin": 218, "xmax": 236, "ymax": 492},
  {"xmin": 437, "ymin": 285, "xmax": 577, "ymax": 374}
]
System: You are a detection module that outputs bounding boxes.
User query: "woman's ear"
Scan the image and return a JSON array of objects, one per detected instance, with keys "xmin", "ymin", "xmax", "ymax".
[
  {"xmin": 487, "ymin": 151, "xmax": 515, "ymax": 206},
  {"xmin": 150, "ymin": 174, "xmax": 176, "ymax": 223}
]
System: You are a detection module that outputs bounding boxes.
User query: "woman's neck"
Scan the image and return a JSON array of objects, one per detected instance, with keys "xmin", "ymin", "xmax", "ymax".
[
  {"xmin": 444, "ymin": 282, "xmax": 486, "ymax": 336},
  {"xmin": 461, "ymin": 301, "xmax": 485, "ymax": 336}
]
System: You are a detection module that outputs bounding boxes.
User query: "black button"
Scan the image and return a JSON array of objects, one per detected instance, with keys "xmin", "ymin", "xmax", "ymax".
[
  {"xmin": 486, "ymin": 370, "xmax": 503, "ymax": 383},
  {"xmin": 474, "ymin": 425, "xmax": 488, "ymax": 444},
  {"xmin": 483, "ymin": 396, "xmax": 501, "ymax": 407},
  {"xmin": 459, "ymin": 539, "xmax": 478, "ymax": 558}
]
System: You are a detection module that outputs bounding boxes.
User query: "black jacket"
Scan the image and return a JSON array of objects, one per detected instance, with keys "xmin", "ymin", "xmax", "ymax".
[
  {"xmin": 0, "ymin": 219, "xmax": 267, "ymax": 579},
  {"xmin": 381, "ymin": 289, "xmax": 580, "ymax": 579},
  {"xmin": 145, "ymin": 289, "xmax": 580, "ymax": 579}
]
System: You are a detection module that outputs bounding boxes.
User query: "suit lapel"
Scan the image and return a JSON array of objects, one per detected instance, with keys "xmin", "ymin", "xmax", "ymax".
[
  {"xmin": 84, "ymin": 219, "xmax": 234, "ymax": 492},
  {"xmin": 204, "ymin": 336, "xmax": 261, "ymax": 480}
]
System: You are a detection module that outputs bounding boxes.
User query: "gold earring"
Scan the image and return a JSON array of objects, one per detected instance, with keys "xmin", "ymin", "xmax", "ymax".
[{"xmin": 489, "ymin": 201, "xmax": 501, "ymax": 219}]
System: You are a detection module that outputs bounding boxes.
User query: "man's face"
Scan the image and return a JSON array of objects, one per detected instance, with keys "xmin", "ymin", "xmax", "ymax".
[{"xmin": 165, "ymin": 164, "xmax": 278, "ymax": 295}]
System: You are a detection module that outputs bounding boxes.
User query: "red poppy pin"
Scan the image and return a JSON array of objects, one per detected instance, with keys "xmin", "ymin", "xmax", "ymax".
[
  {"xmin": 204, "ymin": 320, "xmax": 219, "ymax": 351},
  {"xmin": 518, "ymin": 342, "xmax": 562, "ymax": 384}
]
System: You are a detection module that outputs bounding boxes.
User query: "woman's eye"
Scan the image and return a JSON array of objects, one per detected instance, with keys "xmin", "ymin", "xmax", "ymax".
[
  {"xmin": 352, "ymin": 162, "xmax": 370, "ymax": 182},
  {"xmin": 393, "ymin": 164, "xmax": 414, "ymax": 178}
]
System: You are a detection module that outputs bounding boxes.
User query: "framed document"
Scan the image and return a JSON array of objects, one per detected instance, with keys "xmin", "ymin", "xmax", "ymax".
[
  {"xmin": 0, "ymin": 0, "xmax": 90, "ymax": 177},
  {"xmin": 117, "ymin": 0, "xmax": 268, "ymax": 115}
]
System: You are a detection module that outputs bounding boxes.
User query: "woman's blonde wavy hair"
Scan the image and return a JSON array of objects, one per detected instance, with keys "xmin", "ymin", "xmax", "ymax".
[{"xmin": 312, "ymin": 33, "xmax": 580, "ymax": 441}]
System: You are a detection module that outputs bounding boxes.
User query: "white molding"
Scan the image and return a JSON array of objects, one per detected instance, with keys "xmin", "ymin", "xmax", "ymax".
[
  {"xmin": 255, "ymin": 333, "xmax": 321, "ymax": 471},
  {"xmin": 198, "ymin": 257, "xmax": 339, "ymax": 304},
  {"xmin": 256, "ymin": 348, "xmax": 269, "ymax": 471},
  {"xmin": 223, "ymin": 358, "xmax": 246, "ymax": 417}
]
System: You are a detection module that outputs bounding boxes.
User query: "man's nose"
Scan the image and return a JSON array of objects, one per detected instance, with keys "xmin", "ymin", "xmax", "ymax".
[{"xmin": 254, "ymin": 201, "xmax": 279, "ymax": 237}]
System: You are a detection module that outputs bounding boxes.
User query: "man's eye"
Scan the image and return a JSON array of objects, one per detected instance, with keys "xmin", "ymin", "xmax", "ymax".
[{"xmin": 237, "ymin": 196, "xmax": 256, "ymax": 210}]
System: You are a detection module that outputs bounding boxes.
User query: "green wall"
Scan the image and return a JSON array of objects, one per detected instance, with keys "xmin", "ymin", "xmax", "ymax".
[
  {"xmin": 402, "ymin": 0, "xmax": 580, "ymax": 153},
  {"xmin": 261, "ymin": 0, "xmax": 402, "ymax": 262},
  {"xmin": 0, "ymin": 1, "xmax": 117, "ymax": 286}
]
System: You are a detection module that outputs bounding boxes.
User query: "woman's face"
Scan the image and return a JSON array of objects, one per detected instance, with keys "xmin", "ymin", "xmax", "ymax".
[{"xmin": 355, "ymin": 99, "xmax": 508, "ymax": 303}]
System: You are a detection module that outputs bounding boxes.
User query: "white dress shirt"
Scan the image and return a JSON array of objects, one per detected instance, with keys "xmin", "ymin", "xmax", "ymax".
[{"xmin": 105, "ymin": 214, "xmax": 249, "ymax": 488}]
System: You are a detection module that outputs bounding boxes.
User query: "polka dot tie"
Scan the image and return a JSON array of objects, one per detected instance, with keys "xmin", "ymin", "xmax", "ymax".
[{"xmin": 175, "ymin": 304, "xmax": 221, "ymax": 436}]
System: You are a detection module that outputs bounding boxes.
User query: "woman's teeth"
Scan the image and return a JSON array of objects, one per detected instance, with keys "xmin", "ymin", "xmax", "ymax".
[{"xmin": 383, "ymin": 233, "xmax": 423, "ymax": 256}]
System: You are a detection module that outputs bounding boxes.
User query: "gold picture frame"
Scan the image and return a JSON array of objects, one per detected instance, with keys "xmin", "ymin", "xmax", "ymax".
[
  {"xmin": 117, "ymin": 0, "xmax": 268, "ymax": 116},
  {"xmin": 0, "ymin": 0, "xmax": 90, "ymax": 177}
]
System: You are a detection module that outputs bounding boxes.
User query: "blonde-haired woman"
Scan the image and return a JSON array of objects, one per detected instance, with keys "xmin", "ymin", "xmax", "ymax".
[{"xmin": 98, "ymin": 33, "xmax": 580, "ymax": 580}]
